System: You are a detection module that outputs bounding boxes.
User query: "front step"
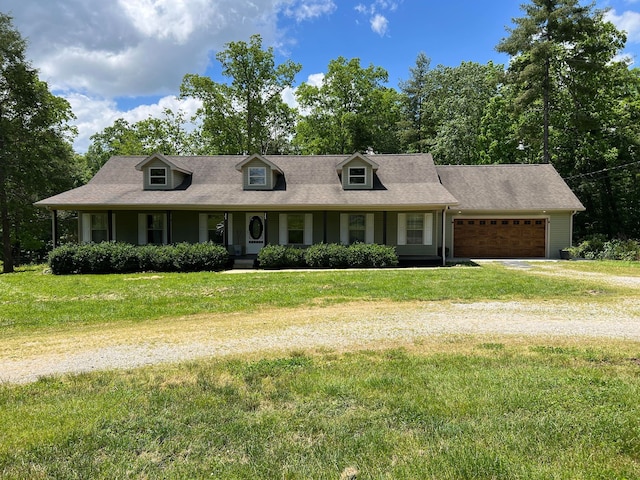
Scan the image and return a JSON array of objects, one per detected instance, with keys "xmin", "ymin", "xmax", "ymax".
[{"xmin": 232, "ymin": 258, "xmax": 256, "ymax": 269}]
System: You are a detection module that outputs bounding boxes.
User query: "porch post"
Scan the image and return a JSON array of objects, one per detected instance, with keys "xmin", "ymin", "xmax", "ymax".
[
  {"xmin": 224, "ymin": 212, "xmax": 229, "ymax": 250},
  {"xmin": 442, "ymin": 208, "xmax": 447, "ymax": 267},
  {"xmin": 107, "ymin": 209, "xmax": 114, "ymax": 242},
  {"xmin": 263, "ymin": 212, "xmax": 268, "ymax": 246},
  {"xmin": 382, "ymin": 211, "xmax": 387, "ymax": 245},
  {"xmin": 166, "ymin": 210, "xmax": 172, "ymax": 244},
  {"xmin": 51, "ymin": 209, "xmax": 59, "ymax": 249},
  {"xmin": 323, "ymin": 211, "xmax": 328, "ymax": 243}
]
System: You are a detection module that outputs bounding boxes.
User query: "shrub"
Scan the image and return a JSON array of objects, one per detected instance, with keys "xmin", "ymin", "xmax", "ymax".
[
  {"xmin": 304, "ymin": 243, "xmax": 349, "ymax": 268},
  {"xmin": 600, "ymin": 239, "xmax": 640, "ymax": 261},
  {"xmin": 346, "ymin": 242, "xmax": 398, "ymax": 268},
  {"xmin": 258, "ymin": 245, "xmax": 306, "ymax": 268},
  {"xmin": 568, "ymin": 234, "xmax": 608, "ymax": 260},
  {"xmin": 48, "ymin": 242, "xmax": 229, "ymax": 275}
]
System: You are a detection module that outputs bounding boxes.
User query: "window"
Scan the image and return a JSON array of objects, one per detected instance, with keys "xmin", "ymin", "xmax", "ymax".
[
  {"xmin": 149, "ymin": 168, "xmax": 167, "ymax": 186},
  {"xmin": 147, "ymin": 213, "xmax": 165, "ymax": 245},
  {"xmin": 248, "ymin": 167, "xmax": 267, "ymax": 186},
  {"xmin": 398, "ymin": 213, "xmax": 433, "ymax": 246},
  {"xmin": 349, "ymin": 214, "xmax": 366, "ymax": 243},
  {"xmin": 207, "ymin": 213, "xmax": 225, "ymax": 244},
  {"xmin": 287, "ymin": 214, "xmax": 305, "ymax": 244},
  {"xmin": 406, "ymin": 214, "xmax": 425, "ymax": 245},
  {"xmin": 90, "ymin": 214, "xmax": 108, "ymax": 243},
  {"xmin": 348, "ymin": 167, "xmax": 366, "ymax": 185}
]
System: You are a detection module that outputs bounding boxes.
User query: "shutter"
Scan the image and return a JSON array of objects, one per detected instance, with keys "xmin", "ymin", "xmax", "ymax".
[
  {"xmin": 397, "ymin": 213, "xmax": 407, "ymax": 246},
  {"xmin": 138, "ymin": 214, "xmax": 147, "ymax": 245},
  {"xmin": 81, "ymin": 213, "xmax": 91, "ymax": 243},
  {"xmin": 304, "ymin": 213, "xmax": 313, "ymax": 245},
  {"xmin": 111, "ymin": 212, "xmax": 117, "ymax": 242},
  {"xmin": 424, "ymin": 213, "xmax": 433, "ymax": 245},
  {"xmin": 365, "ymin": 213, "xmax": 374, "ymax": 244},
  {"xmin": 199, "ymin": 214, "xmax": 208, "ymax": 243},
  {"xmin": 227, "ymin": 213, "xmax": 233, "ymax": 245},
  {"xmin": 340, "ymin": 214, "xmax": 349, "ymax": 244},
  {"xmin": 279, "ymin": 214, "xmax": 288, "ymax": 245}
]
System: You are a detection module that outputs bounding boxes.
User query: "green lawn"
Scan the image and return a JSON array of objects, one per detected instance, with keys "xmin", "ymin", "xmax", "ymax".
[
  {"xmin": 1, "ymin": 262, "xmax": 639, "ymax": 478},
  {"xmin": 0, "ymin": 263, "xmax": 633, "ymax": 332}
]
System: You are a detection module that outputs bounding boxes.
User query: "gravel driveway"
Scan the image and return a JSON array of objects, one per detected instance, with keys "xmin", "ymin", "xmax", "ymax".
[{"xmin": 2, "ymin": 264, "xmax": 639, "ymax": 385}]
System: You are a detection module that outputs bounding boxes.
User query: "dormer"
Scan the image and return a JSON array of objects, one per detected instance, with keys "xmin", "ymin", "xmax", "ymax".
[
  {"xmin": 235, "ymin": 154, "xmax": 283, "ymax": 190},
  {"xmin": 336, "ymin": 153, "xmax": 379, "ymax": 190},
  {"xmin": 135, "ymin": 153, "xmax": 192, "ymax": 190}
]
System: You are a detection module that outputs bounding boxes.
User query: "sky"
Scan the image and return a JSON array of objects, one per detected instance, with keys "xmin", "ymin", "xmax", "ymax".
[{"xmin": 4, "ymin": 0, "xmax": 640, "ymax": 153}]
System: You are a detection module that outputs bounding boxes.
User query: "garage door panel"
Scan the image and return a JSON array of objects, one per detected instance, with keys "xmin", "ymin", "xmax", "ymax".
[{"xmin": 454, "ymin": 219, "xmax": 546, "ymax": 258}]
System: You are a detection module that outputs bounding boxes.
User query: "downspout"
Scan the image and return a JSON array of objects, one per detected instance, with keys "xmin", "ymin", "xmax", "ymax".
[{"xmin": 442, "ymin": 208, "xmax": 447, "ymax": 267}]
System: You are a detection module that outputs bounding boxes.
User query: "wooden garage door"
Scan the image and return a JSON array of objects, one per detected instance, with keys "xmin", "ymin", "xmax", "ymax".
[{"xmin": 454, "ymin": 219, "xmax": 546, "ymax": 258}]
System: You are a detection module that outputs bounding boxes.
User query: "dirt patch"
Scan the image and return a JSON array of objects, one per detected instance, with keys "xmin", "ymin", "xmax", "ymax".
[{"xmin": 1, "ymin": 297, "xmax": 639, "ymax": 385}]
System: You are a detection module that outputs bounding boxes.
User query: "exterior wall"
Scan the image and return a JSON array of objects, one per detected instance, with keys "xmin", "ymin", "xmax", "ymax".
[
  {"xmin": 242, "ymin": 158, "xmax": 274, "ymax": 190},
  {"xmin": 114, "ymin": 211, "xmax": 138, "ymax": 244},
  {"xmin": 172, "ymin": 211, "xmax": 199, "ymax": 243},
  {"xmin": 548, "ymin": 211, "xmax": 574, "ymax": 259},
  {"xmin": 139, "ymin": 159, "xmax": 187, "ymax": 190},
  {"xmin": 340, "ymin": 158, "xmax": 373, "ymax": 189}
]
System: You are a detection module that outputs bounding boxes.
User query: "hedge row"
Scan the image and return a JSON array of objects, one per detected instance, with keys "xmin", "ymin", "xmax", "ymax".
[
  {"xmin": 567, "ymin": 235, "xmax": 640, "ymax": 261},
  {"xmin": 48, "ymin": 242, "xmax": 230, "ymax": 275},
  {"xmin": 257, "ymin": 243, "xmax": 398, "ymax": 269}
]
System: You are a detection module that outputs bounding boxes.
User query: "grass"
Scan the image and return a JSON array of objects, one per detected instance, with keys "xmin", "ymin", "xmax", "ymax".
[
  {"xmin": 1, "ymin": 340, "xmax": 639, "ymax": 479},
  {"xmin": 1, "ymin": 261, "xmax": 639, "ymax": 478},
  {"xmin": 0, "ymin": 262, "xmax": 634, "ymax": 333}
]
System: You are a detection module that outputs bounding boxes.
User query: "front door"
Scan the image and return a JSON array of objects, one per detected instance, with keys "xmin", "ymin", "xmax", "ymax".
[{"xmin": 246, "ymin": 213, "xmax": 265, "ymax": 254}]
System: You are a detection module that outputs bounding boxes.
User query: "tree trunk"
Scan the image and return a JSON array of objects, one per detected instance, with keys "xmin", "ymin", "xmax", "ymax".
[
  {"xmin": 0, "ymin": 166, "xmax": 14, "ymax": 273},
  {"xmin": 543, "ymin": 57, "xmax": 550, "ymax": 164}
]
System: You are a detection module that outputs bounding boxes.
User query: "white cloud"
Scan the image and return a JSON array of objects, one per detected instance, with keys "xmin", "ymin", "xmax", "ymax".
[
  {"xmin": 284, "ymin": 0, "xmax": 337, "ymax": 22},
  {"xmin": 3, "ymin": 0, "xmax": 336, "ymax": 152},
  {"xmin": 370, "ymin": 14, "xmax": 389, "ymax": 36},
  {"xmin": 355, "ymin": 0, "xmax": 400, "ymax": 36},
  {"xmin": 606, "ymin": 9, "xmax": 640, "ymax": 43},
  {"xmin": 64, "ymin": 93, "xmax": 202, "ymax": 153}
]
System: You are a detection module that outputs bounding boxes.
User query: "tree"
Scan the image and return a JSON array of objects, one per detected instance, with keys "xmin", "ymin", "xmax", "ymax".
[
  {"xmin": 180, "ymin": 34, "xmax": 301, "ymax": 155},
  {"xmin": 496, "ymin": 0, "xmax": 625, "ymax": 164},
  {"xmin": 294, "ymin": 57, "xmax": 401, "ymax": 154},
  {"xmin": 398, "ymin": 52, "xmax": 435, "ymax": 153},
  {"xmin": 0, "ymin": 13, "xmax": 78, "ymax": 273},
  {"xmin": 85, "ymin": 109, "xmax": 196, "ymax": 176}
]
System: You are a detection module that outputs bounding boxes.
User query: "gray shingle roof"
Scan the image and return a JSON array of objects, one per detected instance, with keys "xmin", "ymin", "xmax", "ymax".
[
  {"xmin": 436, "ymin": 164, "xmax": 585, "ymax": 211},
  {"xmin": 36, "ymin": 153, "xmax": 459, "ymax": 210}
]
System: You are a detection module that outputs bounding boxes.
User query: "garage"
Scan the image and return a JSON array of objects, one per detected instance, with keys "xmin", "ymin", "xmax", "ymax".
[{"xmin": 453, "ymin": 218, "xmax": 546, "ymax": 258}]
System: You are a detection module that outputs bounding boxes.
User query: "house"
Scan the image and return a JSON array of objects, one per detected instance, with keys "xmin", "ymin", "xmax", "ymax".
[{"xmin": 35, "ymin": 152, "xmax": 585, "ymax": 264}]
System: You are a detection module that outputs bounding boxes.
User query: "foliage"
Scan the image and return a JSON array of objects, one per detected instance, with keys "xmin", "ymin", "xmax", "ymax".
[
  {"xmin": 0, "ymin": 13, "xmax": 80, "ymax": 273},
  {"xmin": 180, "ymin": 34, "xmax": 301, "ymax": 155},
  {"xmin": 294, "ymin": 57, "xmax": 402, "ymax": 154},
  {"xmin": 568, "ymin": 235, "xmax": 640, "ymax": 261},
  {"xmin": 257, "ymin": 244, "xmax": 306, "ymax": 268},
  {"xmin": 303, "ymin": 243, "xmax": 350, "ymax": 268},
  {"xmin": 48, "ymin": 242, "xmax": 229, "ymax": 274},
  {"xmin": 345, "ymin": 242, "xmax": 398, "ymax": 268},
  {"xmin": 1, "ymin": 344, "xmax": 639, "ymax": 478}
]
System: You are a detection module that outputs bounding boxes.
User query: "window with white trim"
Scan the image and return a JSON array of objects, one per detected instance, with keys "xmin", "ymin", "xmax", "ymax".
[
  {"xmin": 147, "ymin": 213, "xmax": 165, "ymax": 244},
  {"xmin": 349, "ymin": 214, "xmax": 366, "ymax": 243},
  {"xmin": 206, "ymin": 213, "xmax": 225, "ymax": 244},
  {"xmin": 287, "ymin": 214, "xmax": 305, "ymax": 244},
  {"xmin": 348, "ymin": 167, "xmax": 366, "ymax": 185},
  {"xmin": 248, "ymin": 166, "xmax": 267, "ymax": 186},
  {"xmin": 149, "ymin": 167, "xmax": 167, "ymax": 186},
  {"xmin": 82, "ymin": 213, "xmax": 109, "ymax": 243},
  {"xmin": 397, "ymin": 213, "xmax": 433, "ymax": 245}
]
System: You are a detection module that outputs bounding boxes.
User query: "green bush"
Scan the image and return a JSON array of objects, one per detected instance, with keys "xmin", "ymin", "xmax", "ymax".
[
  {"xmin": 304, "ymin": 243, "xmax": 349, "ymax": 268},
  {"xmin": 258, "ymin": 245, "xmax": 306, "ymax": 268},
  {"xmin": 568, "ymin": 235, "xmax": 640, "ymax": 261},
  {"xmin": 48, "ymin": 242, "xmax": 229, "ymax": 275},
  {"xmin": 347, "ymin": 242, "xmax": 398, "ymax": 268}
]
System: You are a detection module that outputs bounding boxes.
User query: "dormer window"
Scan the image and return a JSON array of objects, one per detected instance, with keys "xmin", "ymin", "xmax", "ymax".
[
  {"xmin": 149, "ymin": 168, "xmax": 167, "ymax": 186},
  {"xmin": 348, "ymin": 167, "xmax": 366, "ymax": 185},
  {"xmin": 248, "ymin": 166, "xmax": 267, "ymax": 186}
]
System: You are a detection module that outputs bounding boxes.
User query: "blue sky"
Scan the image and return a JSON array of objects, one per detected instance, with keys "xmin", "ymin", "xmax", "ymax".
[{"xmin": 4, "ymin": 0, "xmax": 640, "ymax": 152}]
